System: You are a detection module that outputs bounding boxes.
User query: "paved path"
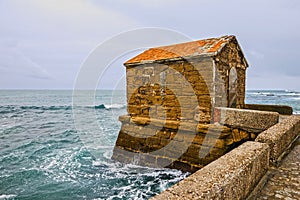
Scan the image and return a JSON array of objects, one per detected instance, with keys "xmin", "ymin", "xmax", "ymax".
[{"xmin": 255, "ymin": 137, "xmax": 300, "ymax": 200}]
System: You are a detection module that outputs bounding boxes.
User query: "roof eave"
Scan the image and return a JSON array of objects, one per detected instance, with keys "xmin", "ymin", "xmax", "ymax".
[
  {"xmin": 236, "ymin": 41, "xmax": 249, "ymax": 68},
  {"xmin": 124, "ymin": 53, "xmax": 215, "ymax": 67}
]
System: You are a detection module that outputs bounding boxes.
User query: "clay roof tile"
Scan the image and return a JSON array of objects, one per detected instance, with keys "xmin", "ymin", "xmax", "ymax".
[{"xmin": 125, "ymin": 35, "xmax": 235, "ymax": 65}]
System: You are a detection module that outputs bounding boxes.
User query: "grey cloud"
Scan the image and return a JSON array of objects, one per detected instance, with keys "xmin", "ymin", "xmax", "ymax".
[{"xmin": 0, "ymin": 0, "xmax": 300, "ymax": 90}]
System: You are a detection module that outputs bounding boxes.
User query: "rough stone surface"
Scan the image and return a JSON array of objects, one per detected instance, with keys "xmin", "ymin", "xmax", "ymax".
[
  {"xmin": 214, "ymin": 107, "xmax": 279, "ymax": 133},
  {"xmin": 252, "ymin": 136, "xmax": 300, "ymax": 200},
  {"xmin": 244, "ymin": 104, "xmax": 293, "ymax": 115},
  {"xmin": 151, "ymin": 142, "xmax": 269, "ymax": 200},
  {"xmin": 125, "ymin": 36, "xmax": 248, "ymax": 124},
  {"xmin": 113, "ymin": 115, "xmax": 257, "ymax": 172},
  {"xmin": 113, "ymin": 36, "xmax": 252, "ymax": 172},
  {"xmin": 255, "ymin": 115, "xmax": 300, "ymax": 164},
  {"xmin": 126, "ymin": 58, "xmax": 215, "ymax": 123},
  {"xmin": 214, "ymin": 40, "xmax": 247, "ymax": 108}
]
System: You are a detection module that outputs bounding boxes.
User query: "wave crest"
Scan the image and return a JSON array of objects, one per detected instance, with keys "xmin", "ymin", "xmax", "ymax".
[{"xmin": 0, "ymin": 104, "xmax": 126, "ymax": 113}]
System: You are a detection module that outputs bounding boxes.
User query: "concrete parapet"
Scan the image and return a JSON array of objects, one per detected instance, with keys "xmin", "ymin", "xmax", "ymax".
[
  {"xmin": 244, "ymin": 104, "xmax": 293, "ymax": 115},
  {"xmin": 151, "ymin": 141, "xmax": 269, "ymax": 200},
  {"xmin": 255, "ymin": 115, "xmax": 300, "ymax": 164},
  {"xmin": 214, "ymin": 107, "xmax": 279, "ymax": 133}
]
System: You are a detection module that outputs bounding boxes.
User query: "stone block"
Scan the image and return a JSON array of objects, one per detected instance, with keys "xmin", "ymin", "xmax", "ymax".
[
  {"xmin": 135, "ymin": 154, "xmax": 157, "ymax": 167},
  {"xmin": 163, "ymin": 120, "xmax": 180, "ymax": 130},
  {"xmin": 225, "ymin": 137, "xmax": 234, "ymax": 146},
  {"xmin": 118, "ymin": 115, "xmax": 131, "ymax": 123},
  {"xmin": 214, "ymin": 107, "xmax": 279, "ymax": 133},
  {"xmin": 186, "ymin": 143, "xmax": 201, "ymax": 156},
  {"xmin": 170, "ymin": 161, "xmax": 195, "ymax": 172},
  {"xmin": 255, "ymin": 115, "xmax": 300, "ymax": 164},
  {"xmin": 151, "ymin": 142, "xmax": 270, "ymax": 200},
  {"xmin": 156, "ymin": 157, "xmax": 174, "ymax": 168},
  {"xmin": 112, "ymin": 146, "xmax": 135, "ymax": 164},
  {"xmin": 145, "ymin": 136, "xmax": 162, "ymax": 148},
  {"xmin": 192, "ymin": 134, "xmax": 205, "ymax": 145},
  {"xmin": 244, "ymin": 104, "xmax": 293, "ymax": 115}
]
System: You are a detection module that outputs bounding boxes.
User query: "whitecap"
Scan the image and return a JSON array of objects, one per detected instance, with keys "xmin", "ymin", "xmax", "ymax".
[
  {"xmin": 104, "ymin": 104, "xmax": 126, "ymax": 109},
  {"xmin": 92, "ymin": 160, "xmax": 107, "ymax": 167},
  {"xmin": 0, "ymin": 194, "xmax": 17, "ymax": 200},
  {"xmin": 293, "ymin": 111, "xmax": 300, "ymax": 115}
]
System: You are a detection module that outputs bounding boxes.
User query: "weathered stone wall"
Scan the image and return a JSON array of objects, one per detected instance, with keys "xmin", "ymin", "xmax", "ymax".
[
  {"xmin": 113, "ymin": 114, "xmax": 266, "ymax": 172},
  {"xmin": 151, "ymin": 141, "xmax": 270, "ymax": 200},
  {"xmin": 214, "ymin": 39, "xmax": 247, "ymax": 108},
  {"xmin": 124, "ymin": 39, "xmax": 248, "ymax": 124},
  {"xmin": 149, "ymin": 115, "xmax": 300, "ymax": 199},
  {"xmin": 255, "ymin": 115, "xmax": 300, "ymax": 164},
  {"xmin": 237, "ymin": 68, "xmax": 246, "ymax": 108},
  {"xmin": 245, "ymin": 104, "xmax": 293, "ymax": 115},
  {"xmin": 125, "ymin": 57, "xmax": 214, "ymax": 123},
  {"xmin": 112, "ymin": 108, "xmax": 279, "ymax": 172},
  {"xmin": 214, "ymin": 107, "xmax": 279, "ymax": 133}
]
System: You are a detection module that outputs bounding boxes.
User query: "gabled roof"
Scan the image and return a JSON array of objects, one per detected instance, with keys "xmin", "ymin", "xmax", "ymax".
[{"xmin": 125, "ymin": 35, "xmax": 236, "ymax": 65}]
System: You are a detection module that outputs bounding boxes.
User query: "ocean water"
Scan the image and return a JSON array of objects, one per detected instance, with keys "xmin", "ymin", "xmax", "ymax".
[
  {"xmin": 0, "ymin": 90, "xmax": 299, "ymax": 200},
  {"xmin": 246, "ymin": 90, "xmax": 300, "ymax": 114}
]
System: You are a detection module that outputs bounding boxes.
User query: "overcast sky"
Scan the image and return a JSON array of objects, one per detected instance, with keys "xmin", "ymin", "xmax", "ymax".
[{"xmin": 0, "ymin": 0, "xmax": 300, "ymax": 91}]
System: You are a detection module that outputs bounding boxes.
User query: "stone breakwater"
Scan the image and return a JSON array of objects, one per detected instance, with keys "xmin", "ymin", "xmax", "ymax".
[
  {"xmin": 151, "ymin": 115, "xmax": 300, "ymax": 200},
  {"xmin": 112, "ymin": 108, "xmax": 279, "ymax": 172}
]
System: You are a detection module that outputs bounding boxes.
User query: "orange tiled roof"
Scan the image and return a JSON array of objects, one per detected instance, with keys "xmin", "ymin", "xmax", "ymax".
[{"xmin": 125, "ymin": 35, "xmax": 235, "ymax": 65}]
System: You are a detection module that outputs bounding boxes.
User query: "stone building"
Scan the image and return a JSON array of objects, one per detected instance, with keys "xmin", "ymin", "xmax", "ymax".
[
  {"xmin": 124, "ymin": 35, "xmax": 248, "ymax": 123},
  {"xmin": 112, "ymin": 35, "xmax": 252, "ymax": 172}
]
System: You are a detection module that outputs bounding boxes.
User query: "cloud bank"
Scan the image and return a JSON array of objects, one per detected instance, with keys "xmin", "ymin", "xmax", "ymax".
[{"xmin": 0, "ymin": 0, "xmax": 299, "ymax": 90}]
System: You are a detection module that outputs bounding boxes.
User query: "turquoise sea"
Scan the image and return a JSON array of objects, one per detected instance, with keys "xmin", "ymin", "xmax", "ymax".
[{"xmin": 0, "ymin": 90, "xmax": 299, "ymax": 200}]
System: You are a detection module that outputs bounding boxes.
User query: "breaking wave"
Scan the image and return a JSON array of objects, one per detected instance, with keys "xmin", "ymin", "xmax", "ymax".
[
  {"xmin": 0, "ymin": 104, "xmax": 126, "ymax": 113},
  {"xmin": 0, "ymin": 194, "xmax": 17, "ymax": 200},
  {"xmin": 94, "ymin": 104, "xmax": 126, "ymax": 109}
]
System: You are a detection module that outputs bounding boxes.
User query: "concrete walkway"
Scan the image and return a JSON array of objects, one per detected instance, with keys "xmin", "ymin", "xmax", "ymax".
[{"xmin": 254, "ymin": 137, "xmax": 300, "ymax": 200}]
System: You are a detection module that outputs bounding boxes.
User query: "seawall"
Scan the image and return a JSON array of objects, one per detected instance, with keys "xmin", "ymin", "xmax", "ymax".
[
  {"xmin": 113, "ymin": 107, "xmax": 280, "ymax": 172},
  {"xmin": 151, "ymin": 114, "xmax": 300, "ymax": 200}
]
